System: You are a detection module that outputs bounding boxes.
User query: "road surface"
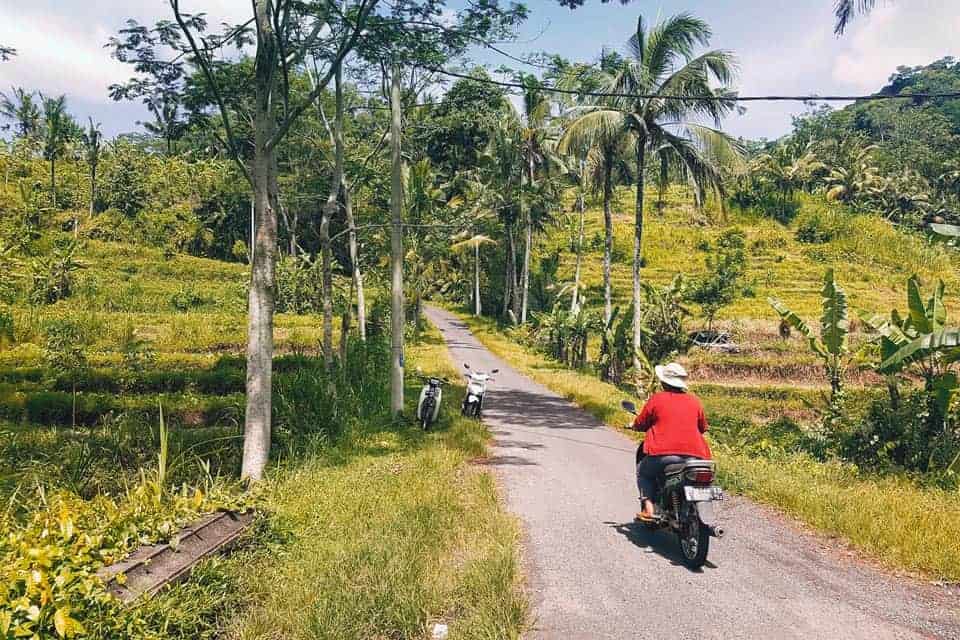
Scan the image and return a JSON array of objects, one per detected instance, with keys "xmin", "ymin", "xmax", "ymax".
[{"xmin": 424, "ymin": 306, "xmax": 960, "ymax": 640}]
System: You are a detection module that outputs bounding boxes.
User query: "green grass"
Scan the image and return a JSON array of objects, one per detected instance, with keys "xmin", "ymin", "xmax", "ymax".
[
  {"xmin": 548, "ymin": 185, "xmax": 959, "ymax": 325},
  {"xmin": 223, "ymin": 324, "xmax": 527, "ymax": 640},
  {"xmin": 451, "ymin": 309, "xmax": 960, "ymax": 582}
]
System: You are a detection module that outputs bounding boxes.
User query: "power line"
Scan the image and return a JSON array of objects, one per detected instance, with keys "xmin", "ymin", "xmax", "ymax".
[{"xmin": 427, "ymin": 66, "xmax": 960, "ymax": 104}]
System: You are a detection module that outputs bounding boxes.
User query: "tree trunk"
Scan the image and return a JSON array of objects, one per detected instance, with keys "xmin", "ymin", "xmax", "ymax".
[
  {"xmin": 632, "ymin": 137, "xmax": 646, "ymax": 386},
  {"xmin": 343, "ymin": 182, "xmax": 366, "ymax": 341},
  {"xmin": 340, "ymin": 295, "xmax": 351, "ymax": 364},
  {"xmin": 89, "ymin": 163, "xmax": 96, "ymax": 217},
  {"xmin": 520, "ymin": 158, "xmax": 534, "ymax": 324},
  {"xmin": 319, "ymin": 62, "xmax": 345, "ymax": 370},
  {"xmin": 521, "ymin": 214, "xmax": 531, "ymax": 323},
  {"xmin": 389, "ymin": 65, "xmax": 405, "ymax": 415},
  {"xmin": 474, "ymin": 240, "xmax": 481, "ymax": 316},
  {"xmin": 50, "ymin": 158, "xmax": 56, "ymax": 209},
  {"xmin": 602, "ymin": 154, "xmax": 614, "ymax": 326},
  {"xmin": 509, "ymin": 224, "xmax": 521, "ymax": 320},
  {"xmin": 502, "ymin": 221, "xmax": 513, "ymax": 320},
  {"xmin": 571, "ymin": 159, "xmax": 586, "ymax": 313},
  {"xmin": 241, "ymin": 0, "xmax": 280, "ymax": 483}
]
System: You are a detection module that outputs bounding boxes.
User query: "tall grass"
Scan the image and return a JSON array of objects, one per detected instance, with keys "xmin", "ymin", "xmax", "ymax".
[
  {"xmin": 453, "ymin": 310, "xmax": 960, "ymax": 581},
  {"xmin": 223, "ymin": 324, "xmax": 527, "ymax": 640}
]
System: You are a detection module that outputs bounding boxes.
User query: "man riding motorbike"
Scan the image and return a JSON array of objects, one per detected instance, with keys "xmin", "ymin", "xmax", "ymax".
[{"xmin": 630, "ymin": 362, "xmax": 711, "ymax": 523}]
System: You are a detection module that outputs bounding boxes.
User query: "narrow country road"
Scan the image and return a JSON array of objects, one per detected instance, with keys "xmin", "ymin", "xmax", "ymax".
[{"xmin": 424, "ymin": 306, "xmax": 960, "ymax": 640}]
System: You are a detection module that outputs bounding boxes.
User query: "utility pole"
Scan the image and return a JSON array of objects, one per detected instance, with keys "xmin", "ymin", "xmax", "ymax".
[{"xmin": 390, "ymin": 65, "xmax": 405, "ymax": 415}]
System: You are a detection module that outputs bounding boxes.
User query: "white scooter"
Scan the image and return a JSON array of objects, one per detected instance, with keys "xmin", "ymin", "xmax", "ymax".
[
  {"xmin": 416, "ymin": 375, "xmax": 444, "ymax": 430},
  {"xmin": 461, "ymin": 363, "xmax": 498, "ymax": 418}
]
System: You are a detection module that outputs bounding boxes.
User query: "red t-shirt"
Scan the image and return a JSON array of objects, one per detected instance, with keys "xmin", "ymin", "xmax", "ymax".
[{"xmin": 632, "ymin": 391, "xmax": 711, "ymax": 459}]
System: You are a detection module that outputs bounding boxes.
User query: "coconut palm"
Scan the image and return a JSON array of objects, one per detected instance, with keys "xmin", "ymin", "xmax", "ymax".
[
  {"xmin": 834, "ymin": 0, "xmax": 880, "ymax": 35},
  {"xmin": 451, "ymin": 234, "xmax": 497, "ymax": 316},
  {"xmin": 516, "ymin": 74, "xmax": 564, "ymax": 324},
  {"xmin": 560, "ymin": 58, "xmax": 632, "ymax": 326},
  {"xmin": 40, "ymin": 94, "xmax": 76, "ymax": 209},
  {"xmin": 751, "ymin": 143, "xmax": 825, "ymax": 213},
  {"xmin": 0, "ymin": 87, "xmax": 41, "ymax": 138},
  {"xmin": 81, "ymin": 118, "xmax": 102, "ymax": 222},
  {"xmin": 562, "ymin": 13, "xmax": 739, "ymax": 381}
]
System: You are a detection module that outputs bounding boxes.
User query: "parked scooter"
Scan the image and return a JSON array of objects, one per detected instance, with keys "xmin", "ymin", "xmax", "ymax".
[
  {"xmin": 622, "ymin": 399, "xmax": 726, "ymax": 569},
  {"xmin": 461, "ymin": 363, "xmax": 498, "ymax": 418},
  {"xmin": 416, "ymin": 376, "xmax": 445, "ymax": 430}
]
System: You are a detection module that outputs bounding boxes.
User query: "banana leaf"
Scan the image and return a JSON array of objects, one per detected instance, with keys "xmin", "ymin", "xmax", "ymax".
[
  {"xmin": 928, "ymin": 279, "xmax": 946, "ymax": 333},
  {"xmin": 820, "ymin": 269, "xmax": 848, "ymax": 357},
  {"xmin": 878, "ymin": 328, "xmax": 960, "ymax": 374},
  {"xmin": 769, "ymin": 296, "xmax": 827, "ymax": 358},
  {"xmin": 933, "ymin": 372, "xmax": 959, "ymax": 417},
  {"xmin": 906, "ymin": 276, "xmax": 930, "ymax": 334}
]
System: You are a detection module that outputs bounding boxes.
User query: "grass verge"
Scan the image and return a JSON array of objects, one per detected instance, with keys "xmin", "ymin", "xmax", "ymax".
[
  {"xmin": 451, "ymin": 308, "xmax": 960, "ymax": 582},
  {"xmin": 221, "ymin": 324, "xmax": 527, "ymax": 640}
]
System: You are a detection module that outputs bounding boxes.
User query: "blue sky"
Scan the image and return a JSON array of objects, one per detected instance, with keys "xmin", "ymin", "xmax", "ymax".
[{"xmin": 1, "ymin": 0, "xmax": 957, "ymax": 140}]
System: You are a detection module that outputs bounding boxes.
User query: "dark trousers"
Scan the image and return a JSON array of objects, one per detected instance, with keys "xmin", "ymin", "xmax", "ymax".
[{"xmin": 636, "ymin": 455, "xmax": 692, "ymax": 503}]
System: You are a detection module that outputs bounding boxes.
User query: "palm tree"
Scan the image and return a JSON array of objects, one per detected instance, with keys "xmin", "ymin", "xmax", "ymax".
[
  {"xmin": 560, "ymin": 55, "xmax": 632, "ymax": 326},
  {"xmin": 81, "ymin": 118, "xmax": 102, "ymax": 223},
  {"xmin": 0, "ymin": 87, "xmax": 41, "ymax": 138},
  {"xmin": 516, "ymin": 74, "xmax": 564, "ymax": 324},
  {"xmin": 40, "ymin": 94, "xmax": 75, "ymax": 209},
  {"xmin": 834, "ymin": 0, "xmax": 880, "ymax": 35},
  {"xmin": 565, "ymin": 14, "xmax": 739, "ymax": 381},
  {"xmin": 451, "ymin": 234, "xmax": 497, "ymax": 316},
  {"xmin": 751, "ymin": 143, "xmax": 825, "ymax": 213}
]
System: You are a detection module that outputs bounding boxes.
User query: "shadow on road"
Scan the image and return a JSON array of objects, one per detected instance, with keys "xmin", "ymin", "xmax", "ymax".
[
  {"xmin": 487, "ymin": 388, "xmax": 602, "ymax": 430},
  {"xmin": 476, "ymin": 454, "xmax": 539, "ymax": 466},
  {"xmin": 605, "ymin": 520, "xmax": 719, "ymax": 574}
]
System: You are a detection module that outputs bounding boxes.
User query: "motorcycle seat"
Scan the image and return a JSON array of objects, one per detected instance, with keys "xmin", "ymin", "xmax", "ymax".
[{"xmin": 664, "ymin": 459, "xmax": 714, "ymax": 476}]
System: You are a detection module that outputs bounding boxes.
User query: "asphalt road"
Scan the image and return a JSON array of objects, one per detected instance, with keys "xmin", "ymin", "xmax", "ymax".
[{"xmin": 424, "ymin": 306, "xmax": 960, "ymax": 640}]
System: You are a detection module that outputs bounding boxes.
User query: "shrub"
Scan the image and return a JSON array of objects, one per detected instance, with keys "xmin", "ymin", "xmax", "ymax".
[
  {"xmin": 275, "ymin": 255, "xmax": 324, "ymax": 314},
  {"xmin": 687, "ymin": 228, "xmax": 747, "ymax": 329},
  {"xmin": 796, "ymin": 213, "xmax": 835, "ymax": 244},
  {"xmin": 27, "ymin": 240, "xmax": 85, "ymax": 305},
  {"xmin": 843, "ymin": 390, "xmax": 960, "ymax": 477},
  {"xmin": 0, "ymin": 307, "xmax": 13, "ymax": 348},
  {"xmin": 170, "ymin": 286, "xmax": 211, "ymax": 312}
]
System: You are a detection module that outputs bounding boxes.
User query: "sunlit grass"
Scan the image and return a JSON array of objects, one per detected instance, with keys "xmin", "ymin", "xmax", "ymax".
[{"xmin": 224, "ymin": 323, "xmax": 528, "ymax": 640}]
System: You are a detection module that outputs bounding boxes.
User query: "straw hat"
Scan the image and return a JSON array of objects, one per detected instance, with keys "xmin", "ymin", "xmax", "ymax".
[{"xmin": 655, "ymin": 362, "xmax": 688, "ymax": 390}]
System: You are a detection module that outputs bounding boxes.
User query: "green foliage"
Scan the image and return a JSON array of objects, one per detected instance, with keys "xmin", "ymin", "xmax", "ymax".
[
  {"xmin": 769, "ymin": 268, "xmax": 850, "ymax": 415},
  {"xmin": 687, "ymin": 228, "xmax": 747, "ymax": 328},
  {"xmin": 27, "ymin": 240, "xmax": 85, "ymax": 305},
  {"xmin": 0, "ymin": 308, "xmax": 13, "ymax": 349},
  {"xmin": 275, "ymin": 255, "xmax": 324, "ymax": 315},
  {"xmin": 532, "ymin": 304, "xmax": 600, "ymax": 368}
]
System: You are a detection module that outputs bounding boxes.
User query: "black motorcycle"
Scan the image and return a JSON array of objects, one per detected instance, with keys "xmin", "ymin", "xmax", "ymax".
[{"xmin": 622, "ymin": 400, "xmax": 725, "ymax": 569}]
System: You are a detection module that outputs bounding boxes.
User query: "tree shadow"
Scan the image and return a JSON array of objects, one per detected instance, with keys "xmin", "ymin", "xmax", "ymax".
[{"xmin": 604, "ymin": 520, "xmax": 719, "ymax": 574}]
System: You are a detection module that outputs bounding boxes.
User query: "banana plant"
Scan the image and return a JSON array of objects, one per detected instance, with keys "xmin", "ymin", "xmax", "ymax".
[
  {"xmin": 768, "ymin": 268, "xmax": 849, "ymax": 403},
  {"xmin": 859, "ymin": 275, "xmax": 960, "ymax": 415}
]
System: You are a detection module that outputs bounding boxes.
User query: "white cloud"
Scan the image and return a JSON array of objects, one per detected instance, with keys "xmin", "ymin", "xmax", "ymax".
[
  {"xmin": 831, "ymin": 2, "xmax": 960, "ymax": 92},
  {"xmin": 0, "ymin": 1, "xmax": 252, "ymax": 101}
]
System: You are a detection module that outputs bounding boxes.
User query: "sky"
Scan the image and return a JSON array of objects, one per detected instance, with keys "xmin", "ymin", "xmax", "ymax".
[{"xmin": 1, "ymin": 0, "xmax": 958, "ymax": 140}]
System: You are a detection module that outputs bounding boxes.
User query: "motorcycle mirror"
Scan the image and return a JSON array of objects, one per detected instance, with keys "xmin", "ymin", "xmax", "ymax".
[
  {"xmin": 491, "ymin": 369, "xmax": 499, "ymax": 374},
  {"xmin": 621, "ymin": 400, "xmax": 637, "ymax": 414},
  {"xmin": 463, "ymin": 363, "xmax": 470, "ymax": 369}
]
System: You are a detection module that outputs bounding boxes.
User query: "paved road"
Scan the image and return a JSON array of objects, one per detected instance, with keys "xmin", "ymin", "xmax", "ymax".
[{"xmin": 424, "ymin": 306, "xmax": 960, "ymax": 640}]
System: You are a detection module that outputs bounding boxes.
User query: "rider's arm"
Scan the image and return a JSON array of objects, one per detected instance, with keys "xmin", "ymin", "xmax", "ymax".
[
  {"xmin": 632, "ymin": 397, "xmax": 657, "ymax": 432},
  {"xmin": 697, "ymin": 404, "xmax": 709, "ymax": 434}
]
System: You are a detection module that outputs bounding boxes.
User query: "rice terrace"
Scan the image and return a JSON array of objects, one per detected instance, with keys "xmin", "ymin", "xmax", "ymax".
[{"xmin": 1, "ymin": 0, "xmax": 959, "ymax": 638}]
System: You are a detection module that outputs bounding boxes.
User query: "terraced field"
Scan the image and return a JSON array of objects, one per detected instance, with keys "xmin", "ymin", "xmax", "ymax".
[
  {"xmin": 0, "ymin": 239, "xmax": 335, "ymax": 499},
  {"xmin": 541, "ymin": 186, "xmax": 960, "ymax": 389}
]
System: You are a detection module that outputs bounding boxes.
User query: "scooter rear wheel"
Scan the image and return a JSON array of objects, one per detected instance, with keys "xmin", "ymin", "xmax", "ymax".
[{"xmin": 680, "ymin": 517, "xmax": 710, "ymax": 569}]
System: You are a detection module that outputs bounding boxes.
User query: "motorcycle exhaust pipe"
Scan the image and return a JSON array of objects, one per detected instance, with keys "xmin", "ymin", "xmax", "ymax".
[{"xmin": 708, "ymin": 525, "xmax": 725, "ymax": 539}]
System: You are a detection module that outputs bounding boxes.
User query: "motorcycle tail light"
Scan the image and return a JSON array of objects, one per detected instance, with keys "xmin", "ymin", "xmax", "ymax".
[{"xmin": 687, "ymin": 469, "xmax": 714, "ymax": 484}]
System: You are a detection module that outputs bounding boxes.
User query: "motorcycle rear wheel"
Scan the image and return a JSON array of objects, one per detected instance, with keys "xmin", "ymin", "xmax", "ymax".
[{"xmin": 679, "ymin": 517, "xmax": 710, "ymax": 569}]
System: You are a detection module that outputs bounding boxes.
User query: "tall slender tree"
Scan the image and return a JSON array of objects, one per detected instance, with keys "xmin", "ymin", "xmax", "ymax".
[
  {"xmin": 566, "ymin": 14, "xmax": 739, "ymax": 382},
  {"xmin": 0, "ymin": 88, "xmax": 41, "ymax": 138},
  {"xmin": 81, "ymin": 118, "xmax": 102, "ymax": 221},
  {"xmin": 166, "ymin": 0, "xmax": 377, "ymax": 481},
  {"xmin": 40, "ymin": 94, "xmax": 75, "ymax": 209}
]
